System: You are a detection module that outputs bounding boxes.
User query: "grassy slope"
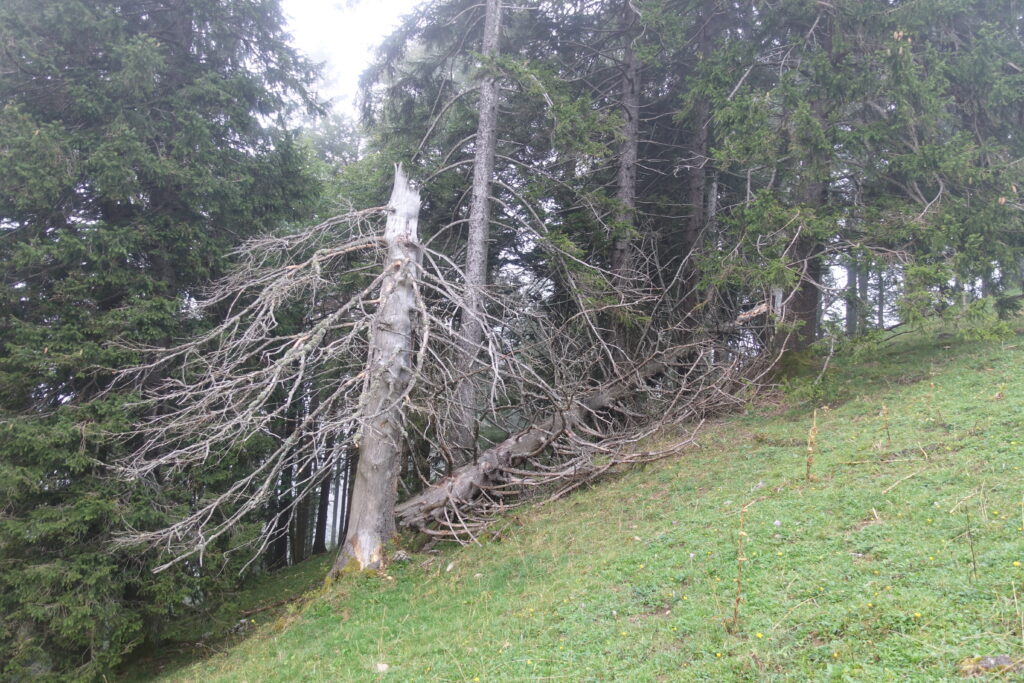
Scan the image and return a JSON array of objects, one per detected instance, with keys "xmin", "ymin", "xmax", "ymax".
[{"xmin": 133, "ymin": 329, "xmax": 1024, "ymax": 681}]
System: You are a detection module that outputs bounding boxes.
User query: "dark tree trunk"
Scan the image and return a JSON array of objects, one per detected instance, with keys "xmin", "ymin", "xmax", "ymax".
[
  {"xmin": 266, "ymin": 463, "xmax": 292, "ymax": 570},
  {"xmin": 332, "ymin": 167, "xmax": 422, "ymax": 573},
  {"xmin": 790, "ymin": 239, "xmax": 823, "ymax": 351},
  {"xmin": 680, "ymin": 0, "xmax": 716, "ymax": 316},
  {"xmin": 291, "ymin": 460, "xmax": 313, "ymax": 563},
  {"xmin": 311, "ymin": 458, "xmax": 332, "ymax": 554},
  {"xmin": 877, "ymin": 266, "xmax": 886, "ymax": 328}
]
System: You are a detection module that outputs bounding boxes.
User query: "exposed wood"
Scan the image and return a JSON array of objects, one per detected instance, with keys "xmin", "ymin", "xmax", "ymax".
[{"xmin": 332, "ymin": 166, "xmax": 422, "ymax": 573}]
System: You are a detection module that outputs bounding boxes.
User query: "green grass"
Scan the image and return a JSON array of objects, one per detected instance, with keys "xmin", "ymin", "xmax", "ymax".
[{"xmin": 124, "ymin": 327, "xmax": 1024, "ymax": 681}]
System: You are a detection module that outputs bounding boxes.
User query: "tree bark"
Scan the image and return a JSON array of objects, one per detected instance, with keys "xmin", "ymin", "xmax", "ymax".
[
  {"xmin": 311, "ymin": 457, "xmax": 332, "ymax": 554},
  {"xmin": 449, "ymin": 0, "xmax": 503, "ymax": 468},
  {"xmin": 291, "ymin": 459, "xmax": 312, "ymax": 563},
  {"xmin": 845, "ymin": 256, "xmax": 859, "ymax": 337},
  {"xmin": 332, "ymin": 166, "xmax": 422, "ymax": 573},
  {"xmin": 610, "ymin": 0, "xmax": 640, "ymax": 288},
  {"xmin": 680, "ymin": 0, "xmax": 715, "ymax": 317},
  {"xmin": 266, "ymin": 463, "xmax": 292, "ymax": 570},
  {"xmin": 877, "ymin": 266, "xmax": 886, "ymax": 328}
]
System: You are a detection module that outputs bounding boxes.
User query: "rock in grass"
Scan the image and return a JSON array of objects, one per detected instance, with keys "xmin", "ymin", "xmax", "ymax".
[{"xmin": 958, "ymin": 655, "xmax": 1024, "ymax": 676}]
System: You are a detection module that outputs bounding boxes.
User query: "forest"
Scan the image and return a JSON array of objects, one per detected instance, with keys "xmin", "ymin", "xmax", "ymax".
[{"xmin": 1, "ymin": 0, "xmax": 1022, "ymax": 679}]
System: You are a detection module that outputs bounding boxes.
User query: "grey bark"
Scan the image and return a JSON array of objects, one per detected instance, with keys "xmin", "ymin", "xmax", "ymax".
[
  {"xmin": 332, "ymin": 166, "xmax": 422, "ymax": 572},
  {"xmin": 845, "ymin": 256, "xmax": 859, "ymax": 337},
  {"xmin": 680, "ymin": 0, "xmax": 715, "ymax": 316},
  {"xmin": 877, "ymin": 266, "xmax": 886, "ymax": 328},
  {"xmin": 610, "ymin": 1, "xmax": 640, "ymax": 285},
  {"xmin": 450, "ymin": 0, "xmax": 503, "ymax": 467}
]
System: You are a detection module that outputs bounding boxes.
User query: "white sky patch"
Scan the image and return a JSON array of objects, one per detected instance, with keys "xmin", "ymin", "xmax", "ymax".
[{"xmin": 281, "ymin": 0, "xmax": 422, "ymax": 113}]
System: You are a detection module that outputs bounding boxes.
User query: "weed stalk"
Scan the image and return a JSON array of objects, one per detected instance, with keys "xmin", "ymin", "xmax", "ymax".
[
  {"xmin": 806, "ymin": 409, "xmax": 818, "ymax": 481},
  {"xmin": 731, "ymin": 505, "xmax": 749, "ymax": 632},
  {"xmin": 965, "ymin": 508, "xmax": 978, "ymax": 582}
]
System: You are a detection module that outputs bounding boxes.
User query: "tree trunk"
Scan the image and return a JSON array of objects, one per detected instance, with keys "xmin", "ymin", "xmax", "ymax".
[
  {"xmin": 311, "ymin": 457, "xmax": 332, "ymax": 554},
  {"xmin": 332, "ymin": 166, "xmax": 422, "ymax": 573},
  {"xmin": 610, "ymin": 0, "xmax": 640, "ymax": 293},
  {"xmin": 291, "ymin": 460, "xmax": 312, "ymax": 563},
  {"xmin": 331, "ymin": 452, "xmax": 342, "ymax": 547},
  {"xmin": 790, "ymin": 241, "xmax": 822, "ymax": 350},
  {"xmin": 449, "ymin": 0, "xmax": 503, "ymax": 468},
  {"xmin": 877, "ymin": 266, "xmax": 886, "ymax": 328},
  {"xmin": 680, "ymin": 0, "xmax": 715, "ymax": 317},
  {"xmin": 266, "ymin": 463, "xmax": 292, "ymax": 570},
  {"xmin": 845, "ymin": 256, "xmax": 859, "ymax": 337}
]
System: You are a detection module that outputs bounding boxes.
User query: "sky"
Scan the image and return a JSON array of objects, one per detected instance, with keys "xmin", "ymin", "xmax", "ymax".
[{"xmin": 280, "ymin": 0, "xmax": 422, "ymax": 113}]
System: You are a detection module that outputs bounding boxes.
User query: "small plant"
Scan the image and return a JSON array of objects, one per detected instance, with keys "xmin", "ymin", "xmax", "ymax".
[
  {"xmin": 730, "ymin": 505, "xmax": 750, "ymax": 633},
  {"xmin": 806, "ymin": 409, "xmax": 818, "ymax": 481}
]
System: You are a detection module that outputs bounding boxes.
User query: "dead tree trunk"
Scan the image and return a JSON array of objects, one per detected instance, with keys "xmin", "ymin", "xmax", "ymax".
[
  {"xmin": 332, "ymin": 166, "xmax": 422, "ymax": 573},
  {"xmin": 449, "ymin": 0, "xmax": 503, "ymax": 468}
]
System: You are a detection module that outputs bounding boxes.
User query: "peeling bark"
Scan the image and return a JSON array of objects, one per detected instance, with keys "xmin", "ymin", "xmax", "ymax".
[{"xmin": 332, "ymin": 167, "xmax": 422, "ymax": 573}]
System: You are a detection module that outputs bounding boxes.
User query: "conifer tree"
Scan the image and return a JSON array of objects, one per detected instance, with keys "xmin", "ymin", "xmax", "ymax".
[{"xmin": 0, "ymin": 0, "xmax": 320, "ymax": 677}]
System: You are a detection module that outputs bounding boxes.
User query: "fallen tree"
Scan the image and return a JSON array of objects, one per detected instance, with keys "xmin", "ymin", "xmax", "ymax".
[
  {"xmin": 396, "ymin": 313, "xmax": 780, "ymax": 538},
  {"xmin": 113, "ymin": 158, "xmax": 795, "ymax": 573}
]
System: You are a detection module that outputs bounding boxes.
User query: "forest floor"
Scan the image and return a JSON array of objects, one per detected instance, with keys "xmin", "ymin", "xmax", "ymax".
[{"xmin": 123, "ymin": 322, "xmax": 1024, "ymax": 681}]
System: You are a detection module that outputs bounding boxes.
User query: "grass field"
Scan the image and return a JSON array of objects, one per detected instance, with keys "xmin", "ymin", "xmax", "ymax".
[{"xmin": 124, "ymin": 325, "xmax": 1024, "ymax": 681}]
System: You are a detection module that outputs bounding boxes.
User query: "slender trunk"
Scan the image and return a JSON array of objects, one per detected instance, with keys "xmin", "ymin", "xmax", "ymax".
[
  {"xmin": 877, "ymin": 267, "xmax": 886, "ymax": 328},
  {"xmin": 311, "ymin": 457, "xmax": 332, "ymax": 554},
  {"xmin": 267, "ymin": 463, "xmax": 292, "ymax": 570},
  {"xmin": 340, "ymin": 449, "xmax": 357, "ymax": 542},
  {"xmin": 610, "ymin": 1, "xmax": 640, "ymax": 290},
  {"xmin": 331, "ymin": 451, "xmax": 342, "ymax": 547},
  {"xmin": 332, "ymin": 166, "xmax": 422, "ymax": 573},
  {"xmin": 450, "ymin": 0, "xmax": 502, "ymax": 467},
  {"xmin": 845, "ymin": 256, "xmax": 859, "ymax": 337},
  {"xmin": 680, "ymin": 0, "xmax": 715, "ymax": 316},
  {"xmin": 858, "ymin": 261, "xmax": 869, "ymax": 320},
  {"xmin": 291, "ymin": 461, "xmax": 312, "ymax": 563}
]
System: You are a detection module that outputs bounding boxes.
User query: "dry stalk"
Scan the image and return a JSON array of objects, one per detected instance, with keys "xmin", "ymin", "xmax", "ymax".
[
  {"xmin": 731, "ymin": 502, "xmax": 752, "ymax": 632},
  {"xmin": 806, "ymin": 408, "xmax": 818, "ymax": 481},
  {"xmin": 964, "ymin": 508, "xmax": 979, "ymax": 582}
]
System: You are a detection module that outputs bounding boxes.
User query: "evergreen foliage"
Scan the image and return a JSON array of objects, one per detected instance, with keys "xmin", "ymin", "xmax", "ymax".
[{"xmin": 0, "ymin": 0, "xmax": 321, "ymax": 678}]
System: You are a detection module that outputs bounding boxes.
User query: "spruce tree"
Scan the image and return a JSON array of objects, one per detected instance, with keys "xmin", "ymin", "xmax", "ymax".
[{"xmin": 0, "ymin": 0, "xmax": 320, "ymax": 677}]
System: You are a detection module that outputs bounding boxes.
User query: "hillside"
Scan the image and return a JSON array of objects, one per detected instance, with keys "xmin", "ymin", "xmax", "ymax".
[{"xmin": 126, "ymin": 327, "xmax": 1024, "ymax": 681}]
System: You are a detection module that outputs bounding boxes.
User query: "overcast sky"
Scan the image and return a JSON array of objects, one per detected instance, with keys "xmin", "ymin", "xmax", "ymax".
[{"xmin": 280, "ymin": 0, "xmax": 422, "ymax": 113}]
